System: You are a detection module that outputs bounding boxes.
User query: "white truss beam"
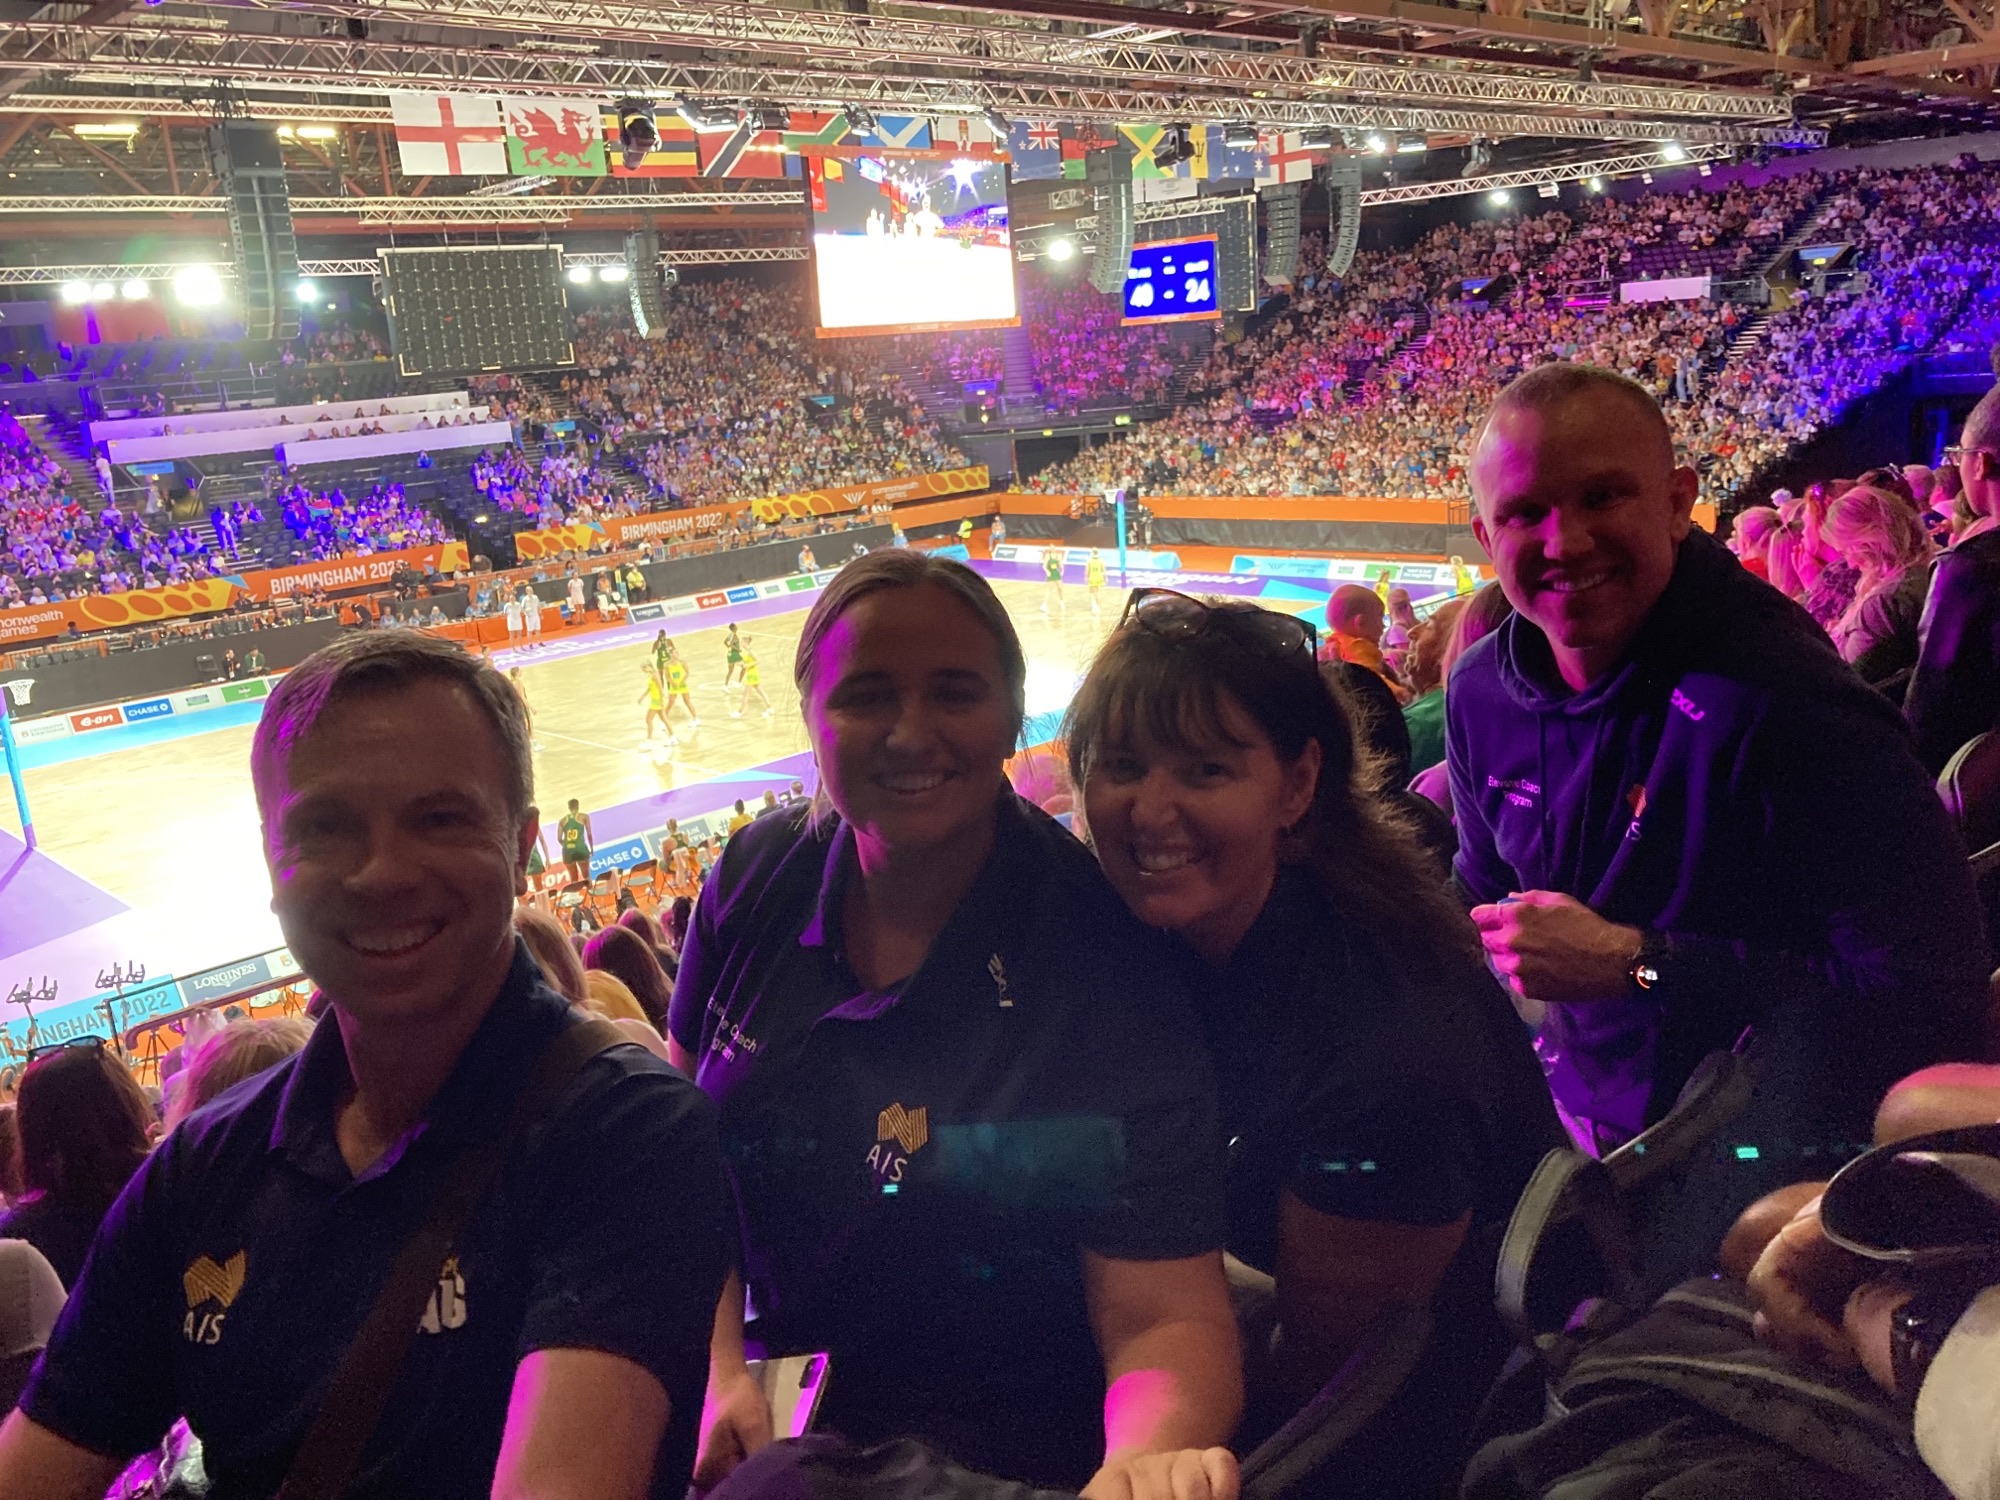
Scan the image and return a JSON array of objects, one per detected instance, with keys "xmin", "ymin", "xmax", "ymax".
[
  {"xmin": 0, "ymin": 190, "xmax": 800, "ymax": 223},
  {"xmin": 1357, "ymin": 143, "xmax": 1737, "ymax": 204},
  {"xmin": 0, "ymin": 27, "xmax": 1826, "ymax": 145},
  {"xmin": 0, "ymin": 246, "xmax": 805, "ymax": 283},
  {"xmin": 200, "ymin": 0, "xmax": 1792, "ymax": 122}
]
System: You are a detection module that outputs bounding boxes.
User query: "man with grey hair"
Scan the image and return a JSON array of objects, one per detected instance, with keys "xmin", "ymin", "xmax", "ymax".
[
  {"xmin": 1908, "ymin": 384, "xmax": 2000, "ymax": 773},
  {"xmin": 1448, "ymin": 362, "xmax": 1987, "ymax": 1278},
  {"xmin": 0, "ymin": 630, "xmax": 731, "ymax": 1500}
]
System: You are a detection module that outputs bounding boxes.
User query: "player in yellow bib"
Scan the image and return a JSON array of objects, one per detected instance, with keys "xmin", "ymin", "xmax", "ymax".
[
  {"xmin": 1085, "ymin": 551, "xmax": 1107, "ymax": 617},
  {"xmin": 639, "ymin": 663, "xmax": 677, "ymax": 747},
  {"xmin": 662, "ymin": 646, "xmax": 701, "ymax": 728},
  {"xmin": 731, "ymin": 640, "xmax": 775, "ymax": 718}
]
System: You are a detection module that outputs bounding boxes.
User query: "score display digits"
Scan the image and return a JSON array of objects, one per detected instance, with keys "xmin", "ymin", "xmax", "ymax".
[{"xmin": 1121, "ymin": 236, "xmax": 1223, "ymax": 326}]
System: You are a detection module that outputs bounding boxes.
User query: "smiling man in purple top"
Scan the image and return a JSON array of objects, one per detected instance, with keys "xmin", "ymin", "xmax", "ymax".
[{"xmin": 1446, "ymin": 362, "xmax": 1988, "ymax": 1276}]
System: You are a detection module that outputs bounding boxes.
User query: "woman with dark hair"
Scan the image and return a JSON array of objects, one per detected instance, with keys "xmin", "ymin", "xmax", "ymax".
[
  {"xmin": 0, "ymin": 1043, "xmax": 154, "ymax": 1287},
  {"xmin": 1065, "ymin": 591, "xmax": 1562, "ymax": 1497},
  {"xmin": 583, "ymin": 924, "xmax": 673, "ymax": 1032},
  {"xmin": 669, "ymin": 551, "xmax": 1241, "ymax": 1498}
]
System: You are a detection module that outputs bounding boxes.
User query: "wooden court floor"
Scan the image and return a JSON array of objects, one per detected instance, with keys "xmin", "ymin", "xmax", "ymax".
[{"xmin": 3, "ymin": 579, "xmax": 1167, "ymax": 966}]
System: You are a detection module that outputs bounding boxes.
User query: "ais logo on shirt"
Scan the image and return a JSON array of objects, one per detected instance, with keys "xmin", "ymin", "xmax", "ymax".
[
  {"xmin": 182, "ymin": 1250, "xmax": 246, "ymax": 1345},
  {"xmin": 868, "ymin": 1102, "xmax": 929, "ymax": 1188}
]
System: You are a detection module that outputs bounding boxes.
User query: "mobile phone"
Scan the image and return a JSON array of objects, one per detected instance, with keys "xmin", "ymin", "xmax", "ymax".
[{"xmin": 743, "ymin": 1352, "xmax": 830, "ymax": 1439}]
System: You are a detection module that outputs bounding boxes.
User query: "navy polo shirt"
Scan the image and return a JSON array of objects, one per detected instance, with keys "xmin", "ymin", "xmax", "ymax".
[
  {"xmin": 23, "ymin": 941, "xmax": 732, "ymax": 1500},
  {"xmin": 669, "ymin": 793, "xmax": 1226, "ymax": 1488}
]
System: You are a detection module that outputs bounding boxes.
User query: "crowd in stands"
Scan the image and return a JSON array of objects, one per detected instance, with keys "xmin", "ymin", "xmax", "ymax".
[
  {"xmin": 281, "ymin": 320, "xmax": 390, "ymax": 366},
  {"xmin": 1021, "ymin": 278, "xmax": 1180, "ymax": 413},
  {"xmin": 272, "ymin": 476, "xmax": 450, "ymax": 560},
  {"xmin": 1027, "ymin": 161, "xmax": 2000, "ymax": 507}
]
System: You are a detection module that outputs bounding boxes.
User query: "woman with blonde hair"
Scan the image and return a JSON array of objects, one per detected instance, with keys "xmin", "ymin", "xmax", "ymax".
[
  {"xmin": 1823, "ymin": 484, "xmax": 1934, "ymax": 691},
  {"xmin": 1728, "ymin": 505, "xmax": 1781, "ymax": 584},
  {"xmin": 163, "ymin": 1017, "xmax": 314, "ymax": 1131},
  {"xmin": 513, "ymin": 905, "xmax": 587, "ymax": 1004}
]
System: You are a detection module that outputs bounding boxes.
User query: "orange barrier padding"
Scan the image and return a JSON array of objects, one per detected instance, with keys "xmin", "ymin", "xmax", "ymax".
[
  {"xmin": 892, "ymin": 494, "xmax": 1000, "ymax": 528},
  {"xmin": 748, "ymin": 467, "xmax": 989, "ymax": 524},
  {"xmin": 0, "ymin": 577, "xmax": 244, "ymax": 646},
  {"xmin": 510, "ymin": 521, "xmax": 604, "ymax": 561},
  {"xmin": 1013, "ymin": 492, "xmax": 1721, "ymax": 534},
  {"xmin": 239, "ymin": 541, "xmax": 472, "ymax": 601}
]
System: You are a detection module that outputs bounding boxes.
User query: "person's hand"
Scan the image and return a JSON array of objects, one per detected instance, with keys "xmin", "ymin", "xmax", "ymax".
[
  {"xmin": 691, "ymin": 1364, "xmax": 773, "ymax": 1491},
  {"xmin": 1082, "ymin": 1448, "xmax": 1239, "ymax": 1500},
  {"xmin": 1844, "ymin": 1277, "xmax": 1914, "ymax": 1397},
  {"xmin": 1747, "ymin": 1194, "xmax": 1872, "ymax": 1369},
  {"xmin": 1468, "ymin": 891, "xmax": 1643, "ymax": 1005}
]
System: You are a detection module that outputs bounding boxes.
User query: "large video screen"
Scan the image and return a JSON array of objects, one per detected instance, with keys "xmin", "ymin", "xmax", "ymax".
[
  {"xmin": 1123, "ymin": 236, "xmax": 1222, "ymax": 326},
  {"xmin": 382, "ymin": 245, "xmax": 575, "ymax": 376},
  {"xmin": 810, "ymin": 157, "xmax": 1018, "ymax": 338}
]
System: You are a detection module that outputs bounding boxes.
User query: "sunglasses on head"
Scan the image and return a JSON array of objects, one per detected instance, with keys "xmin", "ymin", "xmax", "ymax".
[
  {"xmin": 1120, "ymin": 588, "xmax": 1319, "ymax": 664},
  {"xmin": 24, "ymin": 1035, "xmax": 108, "ymax": 1063}
]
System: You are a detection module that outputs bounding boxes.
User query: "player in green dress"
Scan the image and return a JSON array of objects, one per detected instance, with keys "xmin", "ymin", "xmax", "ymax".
[
  {"xmin": 723, "ymin": 623, "xmax": 745, "ymax": 685},
  {"xmin": 1041, "ymin": 546, "xmax": 1067, "ymax": 617},
  {"xmin": 556, "ymin": 798, "xmax": 593, "ymax": 886}
]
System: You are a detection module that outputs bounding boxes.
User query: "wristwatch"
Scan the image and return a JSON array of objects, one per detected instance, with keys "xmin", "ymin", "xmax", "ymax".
[{"xmin": 1627, "ymin": 930, "xmax": 1669, "ymax": 996}]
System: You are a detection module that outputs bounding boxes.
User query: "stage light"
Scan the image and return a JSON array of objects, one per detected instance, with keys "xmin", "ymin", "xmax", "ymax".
[
  {"xmin": 173, "ymin": 266, "xmax": 223, "ymax": 306},
  {"xmin": 70, "ymin": 121, "xmax": 140, "ymax": 140},
  {"xmin": 1047, "ymin": 237, "xmax": 1076, "ymax": 261},
  {"xmin": 1223, "ymin": 121, "xmax": 1259, "ymax": 150},
  {"xmin": 1297, "ymin": 125, "xmax": 1334, "ymax": 151},
  {"xmin": 1661, "ymin": 140, "xmax": 1688, "ymax": 161},
  {"xmin": 1488, "ymin": 189, "xmax": 1511, "ymax": 205},
  {"xmin": 841, "ymin": 104, "xmax": 877, "ymax": 133},
  {"xmin": 565, "ymin": 264, "xmax": 594, "ymax": 285},
  {"xmin": 121, "ymin": 279, "xmax": 149, "ymax": 300},
  {"xmin": 1587, "ymin": 176, "xmax": 1604, "ymax": 192},
  {"xmin": 598, "ymin": 264, "xmax": 629, "ymax": 283},
  {"xmin": 1363, "ymin": 131, "xmax": 1389, "ymax": 154},
  {"xmin": 295, "ymin": 125, "xmax": 338, "ymax": 141},
  {"xmin": 617, "ymin": 98, "xmax": 658, "ymax": 170},
  {"xmin": 983, "ymin": 107, "xmax": 1012, "ymax": 138},
  {"xmin": 1396, "ymin": 132, "xmax": 1428, "ymax": 154},
  {"xmin": 91, "ymin": 282, "xmax": 115, "ymax": 302},
  {"xmin": 59, "ymin": 280, "xmax": 89, "ymax": 305},
  {"xmin": 474, "ymin": 514, "xmax": 490, "ymax": 524},
  {"xmin": 294, "ymin": 279, "xmax": 319, "ymax": 302}
]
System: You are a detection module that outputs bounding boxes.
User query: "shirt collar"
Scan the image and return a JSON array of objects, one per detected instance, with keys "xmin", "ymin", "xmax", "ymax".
[{"xmin": 268, "ymin": 939, "xmax": 569, "ymax": 1184}]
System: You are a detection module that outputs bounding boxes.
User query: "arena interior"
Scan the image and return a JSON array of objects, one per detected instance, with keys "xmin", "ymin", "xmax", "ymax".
[{"xmin": 0, "ymin": 2, "xmax": 1998, "ymax": 1496}]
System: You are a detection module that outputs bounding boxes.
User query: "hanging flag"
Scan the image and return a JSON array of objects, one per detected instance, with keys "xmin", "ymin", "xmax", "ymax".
[
  {"xmin": 783, "ymin": 111, "xmax": 852, "ymax": 153},
  {"xmin": 699, "ymin": 121, "xmax": 789, "ymax": 178},
  {"xmin": 503, "ymin": 98, "xmax": 609, "ymax": 176},
  {"xmin": 1116, "ymin": 123, "xmax": 1171, "ymax": 179},
  {"xmin": 935, "ymin": 116, "xmax": 994, "ymax": 155},
  {"xmin": 602, "ymin": 112, "xmax": 698, "ymax": 177},
  {"xmin": 854, "ymin": 115, "xmax": 932, "ymax": 151},
  {"xmin": 1007, "ymin": 119, "xmax": 1063, "ymax": 180},
  {"xmin": 1201, "ymin": 126, "xmax": 1261, "ymax": 181},
  {"xmin": 1256, "ymin": 130, "xmax": 1317, "ymax": 186},
  {"xmin": 390, "ymin": 93, "xmax": 508, "ymax": 177},
  {"xmin": 1059, "ymin": 122, "xmax": 1116, "ymax": 180}
]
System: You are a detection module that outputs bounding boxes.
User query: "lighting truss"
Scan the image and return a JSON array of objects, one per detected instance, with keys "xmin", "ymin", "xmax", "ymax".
[
  {"xmin": 0, "ymin": 191, "xmax": 802, "ymax": 224},
  {"xmin": 162, "ymin": 0, "xmax": 1794, "ymax": 123},
  {"xmin": 1357, "ymin": 143, "xmax": 1737, "ymax": 204},
  {"xmin": 0, "ymin": 247, "xmax": 804, "ymax": 284},
  {"xmin": 0, "ymin": 27, "xmax": 1826, "ymax": 145}
]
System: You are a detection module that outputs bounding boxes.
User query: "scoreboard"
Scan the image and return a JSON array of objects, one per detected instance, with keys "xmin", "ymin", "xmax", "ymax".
[{"xmin": 1121, "ymin": 236, "xmax": 1222, "ymax": 326}]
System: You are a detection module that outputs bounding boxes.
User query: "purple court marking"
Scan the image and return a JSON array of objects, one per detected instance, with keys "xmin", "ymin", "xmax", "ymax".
[
  {"xmin": 564, "ymin": 750, "xmax": 820, "ymax": 849},
  {"xmin": 0, "ymin": 830, "xmax": 129, "ymax": 960},
  {"xmin": 968, "ymin": 558, "xmax": 1271, "ymax": 597},
  {"xmin": 489, "ymin": 589, "xmax": 822, "ymax": 672}
]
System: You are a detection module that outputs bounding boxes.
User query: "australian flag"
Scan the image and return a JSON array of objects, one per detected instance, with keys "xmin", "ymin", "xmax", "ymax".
[{"xmin": 1007, "ymin": 119, "xmax": 1064, "ymax": 180}]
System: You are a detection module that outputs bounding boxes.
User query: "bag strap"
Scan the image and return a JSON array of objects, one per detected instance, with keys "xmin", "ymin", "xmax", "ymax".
[
  {"xmin": 1494, "ymin": 1147, "xmax": 1642, "ymax": 1355},
  {"xmin": 278, "ymin": 1015, "xmax": 630, "ymax": 1500}
]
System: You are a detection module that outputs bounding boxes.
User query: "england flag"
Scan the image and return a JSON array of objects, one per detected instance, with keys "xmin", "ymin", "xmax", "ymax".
[{"xmin": 390, "ymin": 93, "xmax": 508, "ymax": 177}]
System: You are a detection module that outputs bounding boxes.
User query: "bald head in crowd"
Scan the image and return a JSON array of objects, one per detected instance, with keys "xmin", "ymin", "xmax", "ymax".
[{"xmin": 1327, "ymin": 585, "xmax": 1386, "ymax": 646}]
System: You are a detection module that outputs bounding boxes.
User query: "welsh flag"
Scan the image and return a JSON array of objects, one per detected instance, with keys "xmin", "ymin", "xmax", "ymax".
[{"xmin": 503, "ymin": 97, "xmax": 609, "ymax": 176}]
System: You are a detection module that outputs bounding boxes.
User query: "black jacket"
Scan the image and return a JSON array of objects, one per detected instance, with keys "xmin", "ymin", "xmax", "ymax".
[{"xmin": 1907, "ymin": 527, "xmax": 2000, "ymax": 774}]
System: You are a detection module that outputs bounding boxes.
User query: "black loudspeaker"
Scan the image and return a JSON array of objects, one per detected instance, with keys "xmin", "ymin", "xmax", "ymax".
[
  {"xmin": 627, "ymin": 230, "xmax": 669, "ymax": 339},
  {"xmin": 209, "ymin": 121, "xmax": 300, "ymax": 343},
  {"xmin": 1323, "ymin": 156, "xmax": 1362, "ymax": 278},
  {"xmin": 1260, "ymin": 181, "xmax": 1303, "ymax": 288},
  {"xmin": 1088, "ymin": 151, "xmax": 1136, "ymax": 295}
]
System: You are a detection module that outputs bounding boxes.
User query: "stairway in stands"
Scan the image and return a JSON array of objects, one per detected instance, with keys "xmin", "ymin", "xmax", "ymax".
[
  {"xmin": 1000, "ymin": 325, "xmax": 1036, "ymax": 414},
  {"xmin": 19, "ymin": 414, "xmax": 104, "ymax": 503},
  {"xmin": 1723, "ymin": 311, "xmax": 1773, "ymax": 364},
  {"xmin": 1756, "ymin": 194, "xmax": 1842, "ymax": 283}
]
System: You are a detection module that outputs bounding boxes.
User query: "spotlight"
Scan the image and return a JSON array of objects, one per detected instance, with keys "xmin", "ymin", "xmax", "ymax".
[
  {"xmin": 1396, "ymin": 131, "xmax": 1428, "ymax": 154},
  {"xmin": 1661, "ymin": 140, "xmax": 1688, "ymax": 162},
  {"xmin": 59, "ymin": 280, "xmax": 89, "ymax": 305},
  {"xmin": 1363, "ymin": 131, "xmax": 1389, "ymax": 154},
  {"xmin": 1223, "ymin": 121, "xmax": 1259, "ymax": 150},
  {"xmin": 295, "ymin": 124, "xmax": 338, "ymax": 141},
  {"xmin": 1297, "ymin": 125, "xmax": 1335, "ymax": 151},
  {"xmin": 983, "ymin": 107, "xmax": 1012, "ymax": 138},
  {"xmin": 842, "ymin": 103, "xmax": 877, "ymax": 133},
  {"xmin": 617, "ymin": 98, "xmax": 659, "ymax": 170},
  {"xmin": 172, "ymin": 265, "xmax": 223, "ymax": 307},
  {"xmin": 1640, "ymin": 170, "xmax": 1655, "ymax": 184},
  {"xmin": 91, "ymin": 282, "xmax": 115, "ymax": 302},
  {"xmin": 1155, "ymin": 124, "xmax": 1195, "ymax": 168},
  {"xmin": 1698, "ymin": 162, "xmax": 1713, "ymax": 177},
  {"xmin": 1587, "ymin": 175, "xmax": 1604, "ymax": 192},
  {"xmin": 598, "ymin": 264, "xmax": 629, "ymax": 283},
  {"xmin": 565, "ymin": 264, "xmax": 594, "ymax": 285},
  {"xmin": 121, "ymin": 279, "xmax": 149, "ymax": 300},
  {"xmin": 294, "ymin": 279, "xmax": 319, "ymax": 303},
  {"xmin": 1047, "ymin": 237, "xmax": 1076, "ymax": 261},
  {"xmin": 1462, "ymin": 138, "xmax": 1491, "ymax": 176},
  {"xmin": 1488, "ymin": 189, "xmax": 1510, "ymax": 205},
  {"xmin": 742, "ymin": 103, "xmax": 789, "ymax": 132},
  {"xmin": 673, "ymin": 98, "xmax": 705, "ymax": 129}
]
